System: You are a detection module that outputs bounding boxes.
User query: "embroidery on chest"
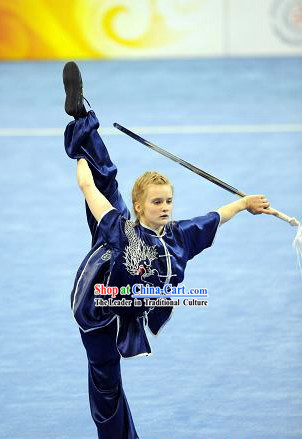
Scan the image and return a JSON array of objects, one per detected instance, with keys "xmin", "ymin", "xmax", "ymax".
[{"xmin": 123, "ymin": 220, "xmax": 158, "ymax": 281}]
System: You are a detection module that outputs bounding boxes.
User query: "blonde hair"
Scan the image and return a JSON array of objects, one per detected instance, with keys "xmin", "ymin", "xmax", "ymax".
[{"xmin": 132, "ymin": 171, "xmax": 173, "ymax": 222}]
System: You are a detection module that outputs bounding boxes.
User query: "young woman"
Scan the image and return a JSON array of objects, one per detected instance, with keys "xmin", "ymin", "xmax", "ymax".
[{"xmin": 63, "ymin": 62, "xmax": 273, "ymax": 439}]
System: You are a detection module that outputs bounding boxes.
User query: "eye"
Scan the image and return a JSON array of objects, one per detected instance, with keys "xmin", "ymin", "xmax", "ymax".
[
  {"xmin": 166, "ymin": 199, "xmax": 173, "ymax": 204},
  {"xmin": 153, "ymin": 200, "xmax": 161, "ymax": 205}
]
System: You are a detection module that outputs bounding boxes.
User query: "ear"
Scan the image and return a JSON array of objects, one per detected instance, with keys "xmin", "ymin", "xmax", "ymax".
[{"xmin": 134, "ymin": 201, "xmax": 142, "ymax": 214}]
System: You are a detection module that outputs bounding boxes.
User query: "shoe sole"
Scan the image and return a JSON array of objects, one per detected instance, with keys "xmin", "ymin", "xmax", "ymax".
[{"xmin": 63, "ymin": 62, "xmax": 83, "ymax": 117}]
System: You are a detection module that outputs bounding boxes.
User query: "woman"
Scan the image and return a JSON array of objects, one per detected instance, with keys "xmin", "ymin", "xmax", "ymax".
[{"xmin": 63, "ymin": 62, "xmax": 273, "ymax": 439}]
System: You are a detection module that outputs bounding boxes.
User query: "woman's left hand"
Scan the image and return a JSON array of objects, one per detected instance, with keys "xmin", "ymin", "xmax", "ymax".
[{"xmin": 244, "ymin": 194, "xmax": 275, "ymax": 215}]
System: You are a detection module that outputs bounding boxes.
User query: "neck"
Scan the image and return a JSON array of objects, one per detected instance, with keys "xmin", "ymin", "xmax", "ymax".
[{"xmin": 139, "ymin": 220, "xmax": 164, "ymax": 235}]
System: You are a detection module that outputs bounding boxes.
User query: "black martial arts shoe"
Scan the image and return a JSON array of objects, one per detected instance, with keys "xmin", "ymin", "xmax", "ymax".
[{"xmin": 63, "ymin": 61, "xmax": 90, "ymax": 118}]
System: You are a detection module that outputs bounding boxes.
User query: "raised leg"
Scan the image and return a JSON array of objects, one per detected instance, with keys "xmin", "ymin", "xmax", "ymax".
[
  {"xmin": 63, "ymin": 62, "xmax": 130, "ymax": 244},
  {"xmin": 64, "ymin": 111, "xmax": 130, "ymax": 242}
]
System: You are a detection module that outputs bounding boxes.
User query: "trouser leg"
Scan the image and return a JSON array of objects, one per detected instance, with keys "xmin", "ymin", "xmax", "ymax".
[
  {"xmin": 64, "ymin": 111, "xmax": 130, "ymax": 243},
  {"xmin": 80, "ymin": 319, "xmax": 140, "ymax": 439}
]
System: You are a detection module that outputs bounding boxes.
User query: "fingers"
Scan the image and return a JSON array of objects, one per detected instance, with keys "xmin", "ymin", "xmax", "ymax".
[
  {"xmin": 262, "ymin": 201, "xmax": 270, "ymax": 208},
  {"xmin": 256, "ymin": 195, "xmax": 271, "ymax": 210},
  {"xmin": 260, "ymin": 207, "xmax": 275, "ymax": 215},
  {"xmin": 245, "ymin": 194, "xmax": 274, "ymax": 216}
]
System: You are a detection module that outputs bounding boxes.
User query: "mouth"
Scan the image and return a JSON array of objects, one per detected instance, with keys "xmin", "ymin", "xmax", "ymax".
[{"xmin": 160, "ymin": 214, "xmax": 169, "ymax": 219}]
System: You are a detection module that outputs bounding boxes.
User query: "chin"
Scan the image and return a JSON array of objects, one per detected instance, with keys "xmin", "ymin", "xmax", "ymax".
[{"xmin": 159, "ymin": 217, "xmax": 170, "ymax": 224}]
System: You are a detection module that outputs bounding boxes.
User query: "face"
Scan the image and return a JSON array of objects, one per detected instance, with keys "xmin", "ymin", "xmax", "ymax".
[{"xmin": 136, "ymin": 184, "xmax": 173, "ymax": 233}]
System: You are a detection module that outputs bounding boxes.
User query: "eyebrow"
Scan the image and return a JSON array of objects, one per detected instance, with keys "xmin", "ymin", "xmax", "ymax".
[{"xmin": 151, "ymin": 197, "xmax": 173, "ymax": 201}]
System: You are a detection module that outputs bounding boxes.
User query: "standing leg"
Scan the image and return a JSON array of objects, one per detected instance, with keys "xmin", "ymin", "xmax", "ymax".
[{"xmin": 80, "ymin": 319, "xmax": 140, "ymax": 439}]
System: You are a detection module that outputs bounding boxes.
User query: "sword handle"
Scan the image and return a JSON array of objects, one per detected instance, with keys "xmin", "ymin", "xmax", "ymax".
[{"xmin": 270, "ymin": 208, "xmax": 299, "ymax": 226}]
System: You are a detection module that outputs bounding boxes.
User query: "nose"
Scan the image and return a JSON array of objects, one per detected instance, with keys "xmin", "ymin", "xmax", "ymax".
[{"xmin": 162, "ymin": 202, "xmax": 170, "ymax": 212}]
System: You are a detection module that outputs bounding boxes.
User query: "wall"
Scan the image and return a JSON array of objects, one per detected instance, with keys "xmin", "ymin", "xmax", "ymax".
[{"xmin": 0, "ymin": 0, "xmax": 301, "ymax": 59}]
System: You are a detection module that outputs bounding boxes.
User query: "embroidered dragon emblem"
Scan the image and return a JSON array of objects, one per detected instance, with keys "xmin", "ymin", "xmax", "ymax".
[{"xmin": 123, "ymin": 220, "xmax": 159, "ymax": 282}]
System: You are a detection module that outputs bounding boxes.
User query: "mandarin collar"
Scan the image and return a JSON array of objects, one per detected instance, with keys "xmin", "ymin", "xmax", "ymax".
[{"xmin": 139, "ymin": 221, "xmax": 166, "ymax": 237}]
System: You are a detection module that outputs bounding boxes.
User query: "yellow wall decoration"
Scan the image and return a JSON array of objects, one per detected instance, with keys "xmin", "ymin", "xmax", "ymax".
[
  {"xmin": 1, "ymin": 0, "xmax": 302, "ymax": 60},
  {"xmin": 0, "ymin": 0, "xmax": 224, "ymax": 59}
]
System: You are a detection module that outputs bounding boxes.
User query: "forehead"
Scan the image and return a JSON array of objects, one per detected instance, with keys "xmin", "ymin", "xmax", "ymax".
[{"xmin": 145, "ymin": 184, "xmax": 173, "ymax": 199}]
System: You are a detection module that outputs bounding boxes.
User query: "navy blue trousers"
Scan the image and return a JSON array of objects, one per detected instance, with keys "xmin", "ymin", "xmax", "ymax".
[{"xmin": 64, "ymin": 111, "xmax": 139, "ymax": 439}]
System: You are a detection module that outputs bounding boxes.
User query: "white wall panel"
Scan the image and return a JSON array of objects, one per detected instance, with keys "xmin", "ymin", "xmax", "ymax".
[{"xmin": 227, "ymin": 0, "xmax": 302, "ymax": 55}]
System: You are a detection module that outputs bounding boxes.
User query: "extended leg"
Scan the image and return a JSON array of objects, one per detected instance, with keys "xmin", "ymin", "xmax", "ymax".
[
  {"xmin": 80, "ymin": 319, "xmax": 140, "ymax": 439},
  {"xmin": 63, "ymin": 62, "xmax": 130, "ymax": 243}
]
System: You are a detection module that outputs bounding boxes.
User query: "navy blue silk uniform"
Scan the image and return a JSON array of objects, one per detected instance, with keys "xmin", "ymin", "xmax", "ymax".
[{"xmin": 64, "ymin": 111, "xmax": 220, "ymax": 439}]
